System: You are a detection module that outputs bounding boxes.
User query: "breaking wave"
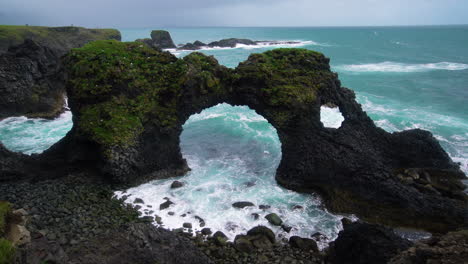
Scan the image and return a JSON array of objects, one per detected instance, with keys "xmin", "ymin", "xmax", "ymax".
[{"xmin": 336, "ymin": 61, "xmax": 468, "ymax": 73}]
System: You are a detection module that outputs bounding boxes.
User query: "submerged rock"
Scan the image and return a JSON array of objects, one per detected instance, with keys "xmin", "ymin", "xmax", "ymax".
[
  {"xmin": 232, "ymin": 201, "xmax": 255, "ymax": 209},
  {"xmin": 133, "ymin": 198, "xmax": 144, "ymax": 204},
  {"xmin": 265, "ymin": 213, "xmax": 282, "ymax": 226},
  {"xmin": 170, "ymin": 181, "xmax": 184, "ymax": 189},
  {"xmin": 160, "ymin": 200, "xmax": 174, "ymax": 210}
]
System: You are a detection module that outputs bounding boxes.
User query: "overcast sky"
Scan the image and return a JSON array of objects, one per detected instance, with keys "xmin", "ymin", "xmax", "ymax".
[{"xmin": 1, "ymin": 0, "xmax": 467, "ymax": 28}]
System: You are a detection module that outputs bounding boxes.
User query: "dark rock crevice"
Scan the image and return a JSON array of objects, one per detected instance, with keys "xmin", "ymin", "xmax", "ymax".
[{"xmin": 1, "ymin": 41, "xmax": 466, "ymax": 234}]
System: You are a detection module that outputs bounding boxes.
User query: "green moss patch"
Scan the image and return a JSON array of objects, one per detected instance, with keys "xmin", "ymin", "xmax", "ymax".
[
  {"xmin": 236, "ymin": 48, "xmax": 336, "ymax": 126},
  {"xmin": 66, "ymin": 40, "xmax": 187, "ymax": 148},
  {"xmin": 238, "ymin": 48, "xmax": 334, "ymax": 106},
  {"xmin": 0, "ymin": 238, "xmax": 15, "ymax": 264}
]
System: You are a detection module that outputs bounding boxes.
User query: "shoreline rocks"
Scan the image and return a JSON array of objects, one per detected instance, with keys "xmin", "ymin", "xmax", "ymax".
[{"xmin": 178, "ymin": 38, "xmax": 302, "ymax": 50}]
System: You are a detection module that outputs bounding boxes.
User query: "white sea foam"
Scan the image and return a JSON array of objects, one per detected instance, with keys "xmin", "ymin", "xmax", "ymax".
[
  {"xmin": 320, "ymin": 106, "xmax": 344, "ymax": 129},
  {"xmin": 166, "ymin": 40, "xmax": 326, "ymax": 54},
  {"xmin": 336, "ymin": 61, "xmax": 468, "ymax": 73},
  {"xmin": 0, "ymin": 111, "xmax": 73, "ymax": 154},
  {"xmin": 115, "ymin": 104, "xmax": 344, "ymax": 249}
]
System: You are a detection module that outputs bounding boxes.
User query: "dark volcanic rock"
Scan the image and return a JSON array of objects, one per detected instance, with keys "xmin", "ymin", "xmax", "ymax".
[
  {"xmin": 160, "ymin": 200, "xmax": 174, "ymax": 210},
  {"xmin": 232, "ymin": 201, "xmax": 255, "ymax": 209},
  {"xmin": 265, "ymin": 213, "xmax": 283, "ymax": 226},
  {"xmin": 289, "ymin": 236, "xmax": 318, "ymax": 252},
  {"xmin": 389, "ymin": 230, "xmax": 468, "ymax": 264},
  {"xmin": 327, "ymin": 222, "xmax": 412, "ymax": 264},
  {"xmin": 66, "ymin": 223, "xmax": 212, "ymax": 264},
  {"xmin": 179, "ymin": 40, "xmax": 207, "ymax": 50},
  {"xmin": 246, "ymin": 226, "xmax": 275, "ymax": 243},
  {"xmin": 208, "ymin": 38, "xmax": 256, "ymax": 48},
  {"xmin": 1, "ymin": 43, "xmax": 466, "ymax": 233},
  {"xmin": 0, "ymin": 39, "xmax": 65, "ymax": 119},
  {"xmin": 136, "ymin": 30, "xmax": 176, "ymax": 49},
  {"xmin": 170, "ymin": 180, "xmax": 184, "ymax": 189},
  {"xmin": 0, "ymin": 26, "xmax": 120, "ymax": 119},
  {"xmin": 0, "ymin": 26, "xmax": 121, "ymax": 55}
]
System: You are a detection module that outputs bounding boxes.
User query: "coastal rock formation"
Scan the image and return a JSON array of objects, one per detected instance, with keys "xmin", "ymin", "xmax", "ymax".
[
  {"xmin": 179, "ymin": 38, "xmax": 301, "ymax": 50},
  {"xmin": 136, "ymin": 30, "xmax": 177, "ymax": 49},
  {"xmin": 1, "ymin": 40, "xmax": 466, "ymax": 234},
  {"xmin": 389, "ymin": 229, "xmax": 468, "ymax": 264},
  {"xmin": 0, "ymin": 26, "xmax": 121, "ymax": 119},
  {"xmin": 327, "ymin": 221, "xmax": 412, "ymax": 264},
  {"xmin": 0, "ymin": 25, "xmax": 121, "ymax": 55},
  {"xmin": 0, "ymin": 39, "xmax": 65, "ymax": 119}
]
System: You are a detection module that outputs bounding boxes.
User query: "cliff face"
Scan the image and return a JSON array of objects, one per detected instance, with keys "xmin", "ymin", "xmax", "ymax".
[
  {"xmin": 0, "ymin": 26, "xmax": 121, "ymax": 119},
  {"xmin": 0, "ymin": 26, "xmax": 121, "ymax": 56},
  {"xmin": 0, "ymin": 40, "xmax": 65, "ymax": 119},
  {"xmin": 1, "ymin": 41, "xmax": 466, "ymax": 233}
]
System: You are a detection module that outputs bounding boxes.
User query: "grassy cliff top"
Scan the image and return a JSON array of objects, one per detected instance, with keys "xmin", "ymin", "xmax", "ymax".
[
  {"xmin": 66, "ymin": 40, "xmax": 186, "ymax": 149},
  {"xmin": 0, "ymin": 25, "xmax": 121, "ymax": 54}
]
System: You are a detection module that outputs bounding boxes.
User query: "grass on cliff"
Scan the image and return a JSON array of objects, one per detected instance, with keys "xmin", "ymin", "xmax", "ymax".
[
  {"xmin": 0, "ymin": 239, "xmax": 15, "ymax": 264},
  {"xmin": 66, "ymin": 40, "xmax": 187, "ymax": 148},
  {"xmin": 236, "ymin": 48, "xmax": 336, "ymax": 126},
  {"xmin": 0, "ymin": 202, "xmax": 10, "ymax": 237},
  {"xmin": 0, "ymin": 25, "xmax": 120, "ymax": 52}
]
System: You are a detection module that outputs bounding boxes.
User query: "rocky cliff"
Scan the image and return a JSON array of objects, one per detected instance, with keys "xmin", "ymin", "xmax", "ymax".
[
  {"xmin": 0, "ymin": 26, "xmax": 121, "ymax": 119},
  {"xmin": 1, "ymin": 40, "xmax": 466, "ymax": 234},
  {"xmin": 0, "ymin": 25, "xmax": 121, "ymax": 56}
]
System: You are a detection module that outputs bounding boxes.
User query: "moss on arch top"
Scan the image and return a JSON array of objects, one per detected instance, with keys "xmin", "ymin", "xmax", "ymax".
[
  {"xmin": 66, "ymin": 40, "xmax": 188, "ymax": 148},
  {"xmin": 236, "ymin": 48, "xmax": 335, "ymax": 107},
  {"xmin": 65, "ymin": 41, "xmax": 334, "ymax": 150}
]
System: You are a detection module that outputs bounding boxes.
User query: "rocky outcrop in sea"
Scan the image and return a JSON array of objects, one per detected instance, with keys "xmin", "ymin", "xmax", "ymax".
[{"xmin": 136, "ymin": 30, "xmax": 177, "ymax": 49}]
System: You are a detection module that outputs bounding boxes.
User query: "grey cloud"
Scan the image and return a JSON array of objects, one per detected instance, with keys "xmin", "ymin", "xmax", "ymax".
[{"xmin": 0, "ymin": 0, "xmax": 467, "ymax": 27}]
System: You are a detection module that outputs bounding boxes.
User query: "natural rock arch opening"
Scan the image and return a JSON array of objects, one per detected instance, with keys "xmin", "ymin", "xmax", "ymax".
[{"xmin": 115, "ymin": 103, "xmax": 343, "ymax": 243}]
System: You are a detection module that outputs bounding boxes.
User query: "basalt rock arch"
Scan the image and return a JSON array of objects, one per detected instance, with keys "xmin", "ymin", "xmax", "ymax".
[{"xmin": 1, "ymin": 40, "xmax": 466, "ymax": 233}]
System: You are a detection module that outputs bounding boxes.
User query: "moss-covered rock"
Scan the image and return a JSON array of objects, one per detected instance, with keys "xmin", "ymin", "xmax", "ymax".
[
  {"xmin": 67, "ymin": 40, "xmax": 186, "ymax": 149},
  {"xmin": 0, "ymin": 25, "xmax": 121, "ymax": 55}
]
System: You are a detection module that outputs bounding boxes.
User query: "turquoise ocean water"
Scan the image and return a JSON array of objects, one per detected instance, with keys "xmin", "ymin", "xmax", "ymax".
[{"xmin": 1, "ymin": 26, "xmax": 467, "ymax": 243}]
